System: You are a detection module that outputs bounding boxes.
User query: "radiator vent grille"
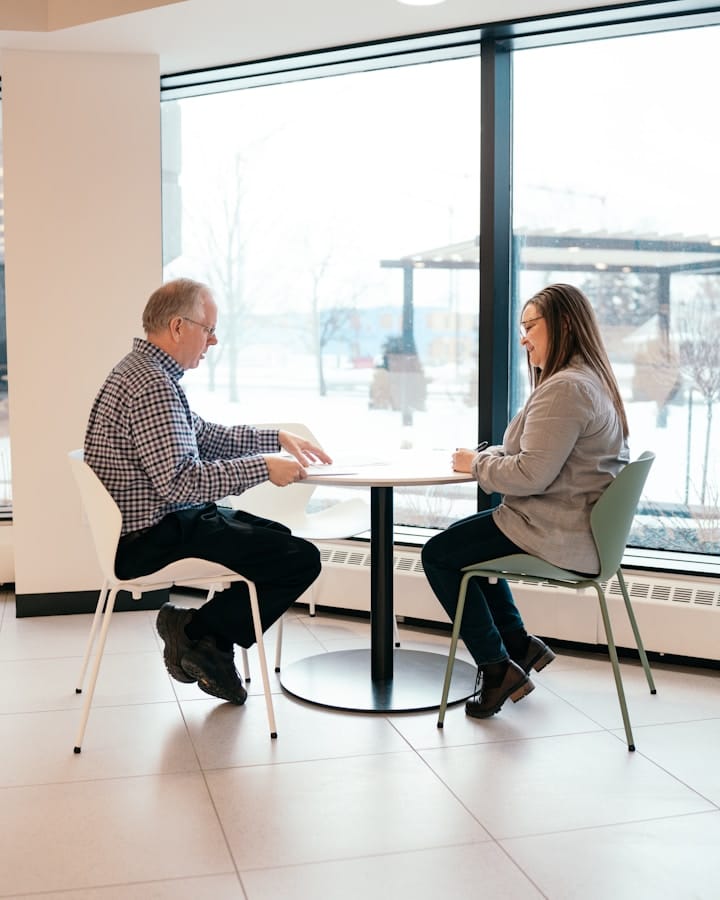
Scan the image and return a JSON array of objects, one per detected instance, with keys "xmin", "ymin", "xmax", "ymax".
[
  {"xmin": 650, "ymin": 583, "xmax": 672, "ymax": 602},
  {"xmin": 320, "ymin": 547, "xmax": 370, "ymax": 568},
  {"xmin": 318, "ymin": 544, "xmax": 720, "ymax": 608}
]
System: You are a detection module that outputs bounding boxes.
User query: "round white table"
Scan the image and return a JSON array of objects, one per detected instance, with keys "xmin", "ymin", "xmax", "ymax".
[{"xmin": 279, "ymin": 451, "xmax": 479, "ymax": 712}]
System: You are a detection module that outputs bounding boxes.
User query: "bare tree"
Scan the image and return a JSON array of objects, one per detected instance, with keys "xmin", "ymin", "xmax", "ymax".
[
  {"xmin": 676, "ymin": 281, "xmax": 720, "ymax": 506},
  {"xmin": 317, "ymin": 306, "xmax": 358, "ymax": 396},
  {"xmin": 299, "ymin": 243, "xmax": 367, "ymax": 396},
  {"xmin": 188, "ymin": 154, "xmax": 251, "ymax": 401},
  {"xmin": 308, "ymin": 252, "xmax": 331, "ymax": 396}
]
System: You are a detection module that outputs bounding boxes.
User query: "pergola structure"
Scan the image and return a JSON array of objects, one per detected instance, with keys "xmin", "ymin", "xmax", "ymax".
[{"xmin": 381, "ymin": 230, "xmax": 720, "ymax": 351}]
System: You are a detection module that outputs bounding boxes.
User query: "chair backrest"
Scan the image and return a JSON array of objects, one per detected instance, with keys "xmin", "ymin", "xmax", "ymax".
[
  {"xmin": 591, "ymin": 450, "xmax": 655, "ymax": 581},
  {"xmin": 227, "ymin": 422, "xmax": 317, "ymax": 521},
  {"xmin": 68, "ymin": 449, "xmax": 123, "ymax": 582}
]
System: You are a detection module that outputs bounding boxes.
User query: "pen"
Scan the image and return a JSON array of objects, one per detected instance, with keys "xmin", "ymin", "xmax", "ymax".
[{"xmin": 475, "ymin": 441, "xmax": 489, "ymax": 452}]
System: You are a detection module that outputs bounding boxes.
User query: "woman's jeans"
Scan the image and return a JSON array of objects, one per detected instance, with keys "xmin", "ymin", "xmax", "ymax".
[{"xmin": 421, "ymin": 509, "xmax": 525, "ymax": 667}]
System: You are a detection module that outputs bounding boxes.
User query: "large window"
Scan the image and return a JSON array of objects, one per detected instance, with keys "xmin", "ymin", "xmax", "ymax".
[
  {"xmin": 162, "ymin": 54, "xmax": 481, "ymax": 529},
  {"xmin": 513, "ymin": 25, "xmax": 720, "ymax": 557},
  {"xmin": 161, "ymin": 6, "xmax": 720, "ymax": 565}
]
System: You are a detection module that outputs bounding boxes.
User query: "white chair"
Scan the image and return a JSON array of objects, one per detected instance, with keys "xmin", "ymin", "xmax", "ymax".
[
  {"xmin": 225, "ymin": 423, "xmax": 371, "ymax": 569},
  {"xmin": 223, "ymin": 422, "xmax": 391, "ymax": 671},
  {"xmin": 68, "ymin": 450, "xmax": 278, "ymax": 753}
]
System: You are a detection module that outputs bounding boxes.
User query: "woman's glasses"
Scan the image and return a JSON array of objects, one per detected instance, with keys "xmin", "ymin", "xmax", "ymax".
[{"xmin": 519, "ymin": 314, "xmax": 543, "ymax": 338}]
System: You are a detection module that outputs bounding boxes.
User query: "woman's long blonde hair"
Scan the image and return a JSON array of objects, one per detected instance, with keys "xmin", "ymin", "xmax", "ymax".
[{"xmin": 524, "ymin": 283, "xmax": 629, "ymax": 438}]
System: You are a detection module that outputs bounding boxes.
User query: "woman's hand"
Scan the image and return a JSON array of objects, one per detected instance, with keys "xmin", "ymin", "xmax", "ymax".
[
  {"xmin": 278, "ymin": 430, "xmax": 333, "ymax": 466},
  {"xmin": 452, "ymin": 448, "xmax": 477, "ymax": 473}
]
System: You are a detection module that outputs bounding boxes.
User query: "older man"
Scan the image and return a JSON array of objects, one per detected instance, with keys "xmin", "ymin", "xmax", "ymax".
[{"xmin": 85, "ymin": 278, "xmax": 329, "ymax": 703}]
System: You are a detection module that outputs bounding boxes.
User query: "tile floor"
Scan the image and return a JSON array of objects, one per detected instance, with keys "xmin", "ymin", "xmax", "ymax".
[{"xmin": 0, "ymin": 585, "xmax": 719, "ymax": 899}]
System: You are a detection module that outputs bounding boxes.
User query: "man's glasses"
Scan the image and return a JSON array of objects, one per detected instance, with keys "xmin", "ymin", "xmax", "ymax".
[
  {"xmin": 182, "ymin": 316, "xmax": 216, "ymax": 337},
  {"xmin": 519, "ymin": 314, "xmax": 543, "ymax": 338}
]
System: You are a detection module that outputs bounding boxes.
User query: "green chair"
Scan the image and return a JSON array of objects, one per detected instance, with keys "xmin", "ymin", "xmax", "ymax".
[{"xmin": 437, "ymin": 451, "xmax": 657, "ymax": 751}]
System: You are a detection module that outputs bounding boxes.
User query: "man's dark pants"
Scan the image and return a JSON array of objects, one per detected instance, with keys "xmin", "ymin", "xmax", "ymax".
[{"xmin": 115, "ymin": 503, "xmax": 321, "ymax": 647}]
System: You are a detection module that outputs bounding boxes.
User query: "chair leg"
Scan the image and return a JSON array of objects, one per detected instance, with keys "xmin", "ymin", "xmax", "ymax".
[
  {"xmin": 274, "ymin": 615, "xmax": 283, "ymax": 673},
  {"xmin": 616, "ymin": 568, "xmax": 656, "ymax": 694},
  {"xmin": 437, "ymin": 572, "xmax": 473, "ymax": 728},
  {"xmin": 240, "ymin": 648, "xmax": 251, "ymax": 683},
  {"xmin": 594, "ymin": 584, "xmax": 636, "ymax": 751},
  {"xmin": 73, "ymin": 586, "xmax": 119, "ymax": 753},
  {"xmin": 308, "ymin": 583, "xmax": 316, "ymax": 616},
  {"xmin": 76, "ymin": 581, "xmax": 109, "ymax": 694},
  {"xmin": 246, "ymin": 581, "xmax": 278, "ymax": 739},
  {"xmin": 393, "ymin": 615, "xmax": 400, "ymax": 648}
]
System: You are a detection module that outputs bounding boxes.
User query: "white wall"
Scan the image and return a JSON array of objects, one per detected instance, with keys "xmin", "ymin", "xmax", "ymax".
[{"xmin": 2, "ymin": 49, "xmax": 161, "ymax": 597}]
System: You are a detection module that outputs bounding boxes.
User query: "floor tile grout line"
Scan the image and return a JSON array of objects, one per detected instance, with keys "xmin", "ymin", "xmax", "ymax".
[
  {"xmin": 408, "ymin": 729, "xmax": 556, "ymax": 897},
  {"xmin": 496, "ymin": 840, "xmax": 552, "ymax": 900},
  {"xmin": 629, "ymin": 746, "xmax": 720, "ymax": 812},
  {"xmin": 229, "ymin": 838, "xmax": 499, "ymax": 877},
  {"xmin": 497, "ymin": 807, "xmax": 720, "ymax": 845},
  {"xmin": 174, "ymin": 686, "xmax": 249, "ymax": 893},
  {"xmin": 409, "ymin": 724, "xmax": 717, "ymax": 843}
]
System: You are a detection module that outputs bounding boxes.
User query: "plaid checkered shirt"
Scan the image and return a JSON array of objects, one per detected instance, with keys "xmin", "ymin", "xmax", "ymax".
[{"xmin": 84, "ymin": 338, "xmax": 279, "ymax": 535}]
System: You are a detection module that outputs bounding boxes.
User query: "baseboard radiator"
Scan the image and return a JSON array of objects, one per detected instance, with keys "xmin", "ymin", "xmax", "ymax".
[{"xmin": 308, "ymin": 540, "xmax": 720, "ymax": 663}]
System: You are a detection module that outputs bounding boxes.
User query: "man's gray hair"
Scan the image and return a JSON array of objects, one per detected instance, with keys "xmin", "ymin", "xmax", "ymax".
[{"xmin": 142, "ymin": 278, "xmax": 211, "ymax": 334}]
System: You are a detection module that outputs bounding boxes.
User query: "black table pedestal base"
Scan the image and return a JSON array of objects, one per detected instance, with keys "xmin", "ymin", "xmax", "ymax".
[{"xmin": 280, "ymin": 648, "xmax": 477, "ymax": 712}]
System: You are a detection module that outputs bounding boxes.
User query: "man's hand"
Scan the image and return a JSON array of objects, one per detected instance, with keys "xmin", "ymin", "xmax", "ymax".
[
  {"xmin": 265, "ymin": 455, "xmax": 308, "ymax": 486},
  {"xmin": 278, "ymin": 430, "xmax": 333, "ymax": 467}
]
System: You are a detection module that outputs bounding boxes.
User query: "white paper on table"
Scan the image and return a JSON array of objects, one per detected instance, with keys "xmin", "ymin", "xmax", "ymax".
[
  {"xmin": 274, "ymin": 453, "xmax": 386, "ymax": 475},
  {"xmin": 305, "ymin": 458, "xmax": 387, "ymax": 475},
  {"xmin": 305, "ymin": 466, "xmax": 360, "ymax": 476}
]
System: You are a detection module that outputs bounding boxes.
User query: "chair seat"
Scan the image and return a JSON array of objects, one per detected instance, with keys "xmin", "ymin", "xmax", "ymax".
[
  {"xmin": 465, "ymin": 553, "xmax": 592, "ymax": 584},
  {"xmin": 140, "ymin": 557, "xmax": 241, "ymax": 584},
  {"xmin": 111, "ymin": 558, "xmax": 238, "ymax": 591}
]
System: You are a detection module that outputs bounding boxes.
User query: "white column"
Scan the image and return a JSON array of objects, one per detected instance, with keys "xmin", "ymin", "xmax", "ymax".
[{"xmin": 2, "ymin": 49, "xmax": 161, "ymax": 597}]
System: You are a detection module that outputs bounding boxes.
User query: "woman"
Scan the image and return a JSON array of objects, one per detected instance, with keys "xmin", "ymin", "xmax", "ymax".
[{"xmin": 422, "ymin": 283, "xmax": 629, "ymax": 719}]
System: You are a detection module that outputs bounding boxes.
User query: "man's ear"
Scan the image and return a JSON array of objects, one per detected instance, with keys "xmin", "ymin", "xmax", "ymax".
[{"xmin": 169, "ymin": 316, "xmax": 184, "ymax": 341}]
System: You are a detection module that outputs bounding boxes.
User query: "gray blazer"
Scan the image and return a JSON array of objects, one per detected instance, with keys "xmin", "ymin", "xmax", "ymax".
[{"xmin": 473, "ymin": 359, "xmax": 629, "ymax": 574}]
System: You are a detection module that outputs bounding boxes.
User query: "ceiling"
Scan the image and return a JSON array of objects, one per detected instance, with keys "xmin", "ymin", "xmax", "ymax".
[{"xmin": 0, "ymin": 0, "xmax": 632, "ymax": 75}]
